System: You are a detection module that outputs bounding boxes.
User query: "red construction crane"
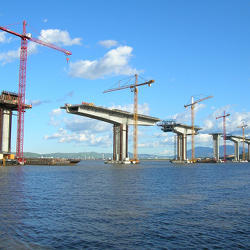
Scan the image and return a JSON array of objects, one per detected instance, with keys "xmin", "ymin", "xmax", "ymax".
[
  {"xmin": 216, "ymin": 111, "xmax": 230, "ymax": 162},
  {"xmin": 184, "ymin": 95, "xmax": 213, "ymax": 163},
  {"xmin": 103, "ymin": 74, "xmax": 154, "ymax": 163},
  {"xmin": 0, "ymin": 20, "xmax": 72, "ymax": 164}
]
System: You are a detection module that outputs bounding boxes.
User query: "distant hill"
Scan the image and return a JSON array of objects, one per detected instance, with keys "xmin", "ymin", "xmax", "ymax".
[
  {"xmin": 23, "ymin": 145, "xmax": 244, "ymax": 160},
  {"xmin": 187, "ymin": 145, "xmax": 242, "ymax": 158},
  {"xmin": 23, "ymin": 152, "xmax": 166, "ymax": 160}
]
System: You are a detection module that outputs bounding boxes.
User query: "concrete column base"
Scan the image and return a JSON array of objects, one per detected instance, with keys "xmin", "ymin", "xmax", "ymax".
[
  {"xmin": 0, "ymin": 109, "xmax": 12, "ymax": 153},
  {"xmin": 212, "ymin": 134, "xmax": 220, "ymax": 162},
  {"xmin": 234, "ymin": 142, "xmax": 239, "ymax": 162},
  {"xmin": 113, "ymin": 124, "xmax": 129, "ymax": 162}
]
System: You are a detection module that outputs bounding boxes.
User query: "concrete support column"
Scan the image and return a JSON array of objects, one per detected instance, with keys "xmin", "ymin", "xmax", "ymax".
[
  {"xmin": 182, "ymin": 134, "xmax": 187, "ymax": 161},
  {"xmin": 247, "ymin": 143, "xmax": 250, "ymax": 162},
  {"xmin": 0, "ymin": 109, "xmax": 12, "ymax": 153},
  {"xmin": 177, "ymin": 134, "xmax": 182, "ymax": 160},
  {"xmin": 0, "ymin": 108, "xmax": 3, "ymax": 152},
  {"xmin": 113, "ymin": 125, "xmax": 116, "ymax": 161},
  {"xmin": 212, "ymin": 134, "xmax": 220, "ymax": 161},
  {"xmin": 234, "ymin": 141, "xmax": 239, "ymax": 161},
  {"xmin": 113, "ymin": 124, "xmax": 128, "ymax": 162}
]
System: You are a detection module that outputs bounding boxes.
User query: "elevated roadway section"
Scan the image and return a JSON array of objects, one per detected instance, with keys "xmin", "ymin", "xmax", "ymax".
[
  {"xmin": 226, "ymin": 135, "xmax": 249, "ymax": 162},
  {"xmin": 61, "ymin": 103, "xmax": 160, "ymax": 163}
]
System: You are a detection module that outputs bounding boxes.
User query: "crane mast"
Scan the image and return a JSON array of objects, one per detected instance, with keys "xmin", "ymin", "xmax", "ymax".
[
  {"xmin": 184, "ymin": 95, "xmax": 213, "ymax": 163},
  {"xmin": 216, "ymin": 111, "xmax": 230, "ymax": 162},
  {"xmin": 16, "ymin": 21, "xmax": 28, "ymax": 163},
  {"xmin": 133, "ymin": 75, "xmax": 138, "ymax": 161},
  {"xmin": 104, "ymin": 74, "xmax": 154, "ymax": 163},
  {"xmin": 0, "ymin": 20, "xmax": 72, "ymax": 164}
]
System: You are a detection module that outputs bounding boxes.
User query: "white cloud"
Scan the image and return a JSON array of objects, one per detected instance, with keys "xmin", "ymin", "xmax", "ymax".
[
  {"xmin": 172, "ymin": 103, "xmax": 206, "ymax": 124},
  {"xmin": 202, "ymin": 106, "xmax": 250, "ymax": 135},
  {"xmin": 30, "ymin": 100, "xmax": 44, "ymax": 106},
  {"xmin": 0, "ymin": 42, "xmax": 39, "ymax": 65},
  {"xmin": 51, "ymin": 108, "xmax": 62, "ymax": 116},
  {"xmin": 64, "ymin": 116, "xmax": 111, "ymax": 134},
  {"xmin": 44, "ymin": 127, "xmax": 112, "ymax": 146},
  {"xmin": 39, "ymin": 29, "xmax": 82, "ymax": 46},
  {"xmin": 110, "ymin": 103, "xmax": 150, "ymax": 115},
  {"xmin": 0, "ymin": 32, "xmax": 11, "ymax": 43},
  {"xmin": 99, "ymin": 40, "xmax": 118, "ymax": 48},
  {"xmin": 195, "ymin": 134, "xmax": 212, "ymax": 144},
  {"xmin": 43, "ymin": 19, "xmax": 48, "ymax": 23},
  {"xmin": 0, "ymin": 29, "xmax": 80, "ymax": 65},
  {"xmin": 0, "ymin": 47, "xmax": 20, "ymax": 64},
  {"xmin": 69, "ymin": 46, "xmax": 139, "ymax": 79}
]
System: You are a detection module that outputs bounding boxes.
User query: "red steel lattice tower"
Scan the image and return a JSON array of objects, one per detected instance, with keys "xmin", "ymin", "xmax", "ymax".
[
  {"xmin": 17, "ymin": 21, "xmax": 28, "ymax": 163},
  {"xmin": 0, "ymin": 20, "xmax": 72, "ymax": 164}
]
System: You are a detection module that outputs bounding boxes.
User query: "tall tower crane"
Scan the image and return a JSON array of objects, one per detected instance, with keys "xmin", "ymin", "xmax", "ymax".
[
  {"xmin": 103, "ymin": 74, "xmax": 154, "ymax": 163},
  {"xmin": 184, "ymin": 95, "xmax": 213, "ymax": 162},
  {"xmin": 0, "ymin": 20, "xmax": 72, "ymax": 164},
  {"xmin": 238, "ymin": 122, "xmax": 248, "ymax": 161},
  {"xmin": 216, "ymin": 111, "xmax": 230, "ymax": 162}
]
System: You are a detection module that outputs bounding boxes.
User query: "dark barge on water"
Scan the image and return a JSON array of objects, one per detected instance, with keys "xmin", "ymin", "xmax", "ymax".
[
  {"xmin": 1, "ymin": 158, "xmax": 81, "ymax": 166},
  {"xmin": 25, "ymin": 158, "xmax": 81, "ymax": 166}
]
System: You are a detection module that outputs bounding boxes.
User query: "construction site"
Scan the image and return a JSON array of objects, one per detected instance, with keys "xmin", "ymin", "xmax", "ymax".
[{"xmin": 0, "ymin": 21, "xmax": 249, "ymax": 166}]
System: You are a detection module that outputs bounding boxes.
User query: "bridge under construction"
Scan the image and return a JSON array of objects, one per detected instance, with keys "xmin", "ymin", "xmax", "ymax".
[
  {"xmin": 62, "ymin": 103, "xmax": 160, "ymax": 164},
  {"xmin": 0, "ymin": 91, "xmax": 31, "ymax": 163}
]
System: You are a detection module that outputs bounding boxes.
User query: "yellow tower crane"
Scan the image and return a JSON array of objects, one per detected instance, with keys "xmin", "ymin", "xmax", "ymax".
[
  {"xmin": 184, "ymin": 95, "xmax": 213, "ymax": 163},
  {"xmin": 103, "ymin": 74, "xmax": 154, "ymax": 163}
]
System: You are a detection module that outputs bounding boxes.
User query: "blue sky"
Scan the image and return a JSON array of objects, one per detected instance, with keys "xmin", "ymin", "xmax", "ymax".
[{"xmin": 0, "ymin": 0, "xmax": 249, "ymax": 155}]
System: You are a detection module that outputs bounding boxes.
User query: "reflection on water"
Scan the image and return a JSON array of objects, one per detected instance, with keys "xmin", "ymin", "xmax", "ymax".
[{"xmin": 0, "ymin": 161, "xmax": 249, "ymax": 249}]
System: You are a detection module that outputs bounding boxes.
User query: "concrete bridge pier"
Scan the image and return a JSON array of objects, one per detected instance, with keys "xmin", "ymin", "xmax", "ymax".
[
  {"xmin": 158, "ymin": 120, "xmax": 200, "ymax": 163},
  {"xmin": 0, "ymin": 109, "xmax": 12, "ymax": 153},
  {"xmin": 113, "ymin": 124, "xmax": 128, "ymax": 162},
  {"xmin": 182, "ymin": 134, "xmax": 187, "ymax": 161},
  {"xmin": 248, "ymin": 143, "xmax": 250, "ymax": 162},
  {"xmin": 176, "ymin": 133, "xmax": 187, "ymax": 161},
  {"xmin": 234, "ymin": 141, "xmax": 240, "ymax": 161},
  {"xmin": 210, "ymin": 133, "xmax": 221, "ymax": 162},
  {"xmin": 245, "ymin": 140, "xmax": 250, "ymax": 162},
  {"xmin": 177, "ymin": 134, "xmax": 182, "ymax": 161}
]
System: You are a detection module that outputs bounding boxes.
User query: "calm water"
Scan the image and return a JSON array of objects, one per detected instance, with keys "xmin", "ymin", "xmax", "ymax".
[{"xmin": 0, "ymin": 161, "xmax": 249, "ymax": 249}]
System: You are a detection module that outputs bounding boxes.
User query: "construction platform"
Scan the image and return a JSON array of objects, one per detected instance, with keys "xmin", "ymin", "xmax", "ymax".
[{"xmin": 0, "ymin": 91, "xmax": 32, "ymax": 161}]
